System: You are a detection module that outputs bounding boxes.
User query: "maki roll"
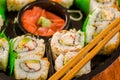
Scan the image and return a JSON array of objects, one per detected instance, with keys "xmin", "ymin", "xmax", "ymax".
[
  {"xmin": 51, "ymin": 29, "xmax": 91, "ymax": 76},
  {"xmin": 9, "ymin": 34, "xmax": 46, "ymax": 75},
  {"xmin": 14, "ymin": 54, "xmax": 50, "ymax": 80},
  {"xmin": 0, "ymin": 38, "xmax": 9, "ymax": 71},
  {"xmin": 0, "ymin": 30, "xmax": 9, "ymax": 72},
  {"xmin": 50, "ymin": 29, "xmax": 84, "ymax": 59},
  {"xmin": 55, "ymin": 52, "xmax": 91, "ymax": 76},
  {"xmin": 7, "ymin": 0, "xmax": 35, "ymax": 11},
  {"xmin": 83, "ymin": 7, "xmax": 120, "ymax": 54},
  {"xmin": 12, "ymin": 34, "xmax": 45, "ymax": 58}
]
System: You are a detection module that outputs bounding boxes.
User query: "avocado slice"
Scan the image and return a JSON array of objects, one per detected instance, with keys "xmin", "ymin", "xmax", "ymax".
[
  {"xmin": 18, "ymin": 37, "xmax": 31, "ymax": 48},
  {"xmin": 37, "ymin": 16, "xmax": 52, "ymax": 28}
]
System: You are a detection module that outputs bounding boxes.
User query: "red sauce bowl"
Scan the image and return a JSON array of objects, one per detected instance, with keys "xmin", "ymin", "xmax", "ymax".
[{"xmin": 17, "ymin": 1, "xmax": 70, "ymax": 37}]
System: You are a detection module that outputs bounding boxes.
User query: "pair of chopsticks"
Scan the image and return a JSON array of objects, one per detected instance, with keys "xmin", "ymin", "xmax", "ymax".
[{"xmin": 49, "ymin": 17, "xmax": 120, "ymax": 80}]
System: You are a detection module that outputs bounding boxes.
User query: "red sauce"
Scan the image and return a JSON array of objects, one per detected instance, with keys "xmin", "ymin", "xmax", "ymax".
[{"xmin": 21, "ymin": 6, "xmax": 65, "ymax": 37}]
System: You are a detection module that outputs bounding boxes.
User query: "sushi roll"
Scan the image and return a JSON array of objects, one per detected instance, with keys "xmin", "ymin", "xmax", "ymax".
[
  {"xmin": 55, "ymin": 52, "xmax": 91, "ymax": 76},
  {"xmin": 82, "ymin": 6, "xmax": 120, "ymax": 54},
  {"xmin": 0, "ymin": 38, "xmax": 9, "ymax": 71},
  {"xmin": 0, "ymin": 30, "xmax": 9, "ymax": 72},
  {"xmin": 12, "ymin": 34, "xmax": 45, "ymax": 58},
  {"xmin": 7, "ymin": 0, "xmax": 35, "ymax": 11},
  {"xmin": 50, "ymin": 29, "xmax": 84, "ymax": 59},
  {"xmin": 74, "ymin": 0, "xmax": 118, "ymax": 15},
  {"xmin": 14, "ymin": 54, "xmax": 50, "ymax": 80}
]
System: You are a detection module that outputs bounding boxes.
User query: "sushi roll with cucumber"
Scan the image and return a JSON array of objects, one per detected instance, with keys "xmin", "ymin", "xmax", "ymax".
[
  {"xmin": 14, "ymin": 54, "xmax": 50, "ymax": 80},
  {"xmin": 0, "ymin": 31, "xmax": 9, "ymax": 71},
  {"xmin": 82, "ymin": 6, "xmax": 120, "ymax": 54},
  {"xmin": 12, "ymin": 34, "xmax": 45, "ymax": 58},
  {"xmin": 50, "ymin": 29, "xmax": 84, "ymax": 59},
  {"xmin": 55, "ymin": 52, "xmax": 91, "ymax": 76}
]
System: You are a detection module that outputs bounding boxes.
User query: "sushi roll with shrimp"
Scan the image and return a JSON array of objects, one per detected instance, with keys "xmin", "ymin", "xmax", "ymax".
[
  {"xmin": 12, "ymin": 34, "xmax": 45, "ymax": 58},
  {"xmin": 7, "ymin": 0, "xmax": 35, "ymax": 11},
  {"xmin": 50, "ymin": 29, "xmax": 84, "ymax": 59},
  {"xmin": 14, "ymin": 54, "xmax": 50, "ymax": 80},
  {"xmin": 82, "ymin": 6, "xmax": 120, "ymax": 54},
  {"xmin": 0, "ymin": 38, "xmax": 9, "ymax": 71},
  {"xmin": 0, "ymin": 30, "xmax": 9, "ymax": 72},
  {"xmin": 55, "ymin": 52, "xmax": 91, "ymax": 76}
]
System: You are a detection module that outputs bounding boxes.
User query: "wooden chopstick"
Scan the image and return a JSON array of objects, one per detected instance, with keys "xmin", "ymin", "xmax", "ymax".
[
  {"xmin": 61, "ymin": 22, "xmax": 120, "ymax": 80},
  {"xmin": 48, "ymin": 17, "xmax": 120, "ymax": 80}
]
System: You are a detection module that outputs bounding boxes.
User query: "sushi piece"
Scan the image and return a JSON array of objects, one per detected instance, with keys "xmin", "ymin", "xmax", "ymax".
[
  {"xmin": 12, "ymin": 34, "xmax": 45, "ymax": 58},
  {"xmin": 50, "ymin": 0, "xmax": 74, "ymax": 8},
  {"xmin": 82, "ymin": 6, "xmax": 120, "ymax": 54},
  {"xmin": 55, "ymin": 52, "xmax": 91, "ymax": 76},
  {"xmin": 7, "ymin": 0, "xmax": 35, "ymax": 11},
  {"xmin": 50, "ymin": 29, "xmax": 84, "ymax": 59},
  {"xmin": 0, "ymin": 38, "xmax": 9, "ymax": 71},
  {"xmin": 14, "ymin": 54, "xmax": 50, "ymax": 80},
  {"xmin": 0, "ymin": 30, "xmax": 9, "ymax": 71}
]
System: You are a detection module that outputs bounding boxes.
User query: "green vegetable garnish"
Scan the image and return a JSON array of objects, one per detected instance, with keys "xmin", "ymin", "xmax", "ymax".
[
  {"xmin": 82, "ymin": 15, "xmax": 89, "ymax": 45},
  {"xmin": 75, "ymin": 0, "xmax": 90, "ymax": 15},
  {"xmin": 37, "ymin": 16, "xmax": 52, "ymax": 28},
  {"xmin": 0, "ymin": 0, "xmax": 6, "ymax": 20},
  {"xmin": 0, "ymin": 29, "xmax": 9, "ymax": 40},
  {"xmin": 118, "ymin": 0, "xmax": 120, "ymax": 6},
  {"xmin": 9, "ymin": 39, "xmax": 18, "ymax": 76}
]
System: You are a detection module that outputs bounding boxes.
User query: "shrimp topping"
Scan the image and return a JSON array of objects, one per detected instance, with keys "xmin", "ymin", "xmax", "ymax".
[{"xmin": 20, "ymin": 60, "xmax": 41, "ymax": 72}]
